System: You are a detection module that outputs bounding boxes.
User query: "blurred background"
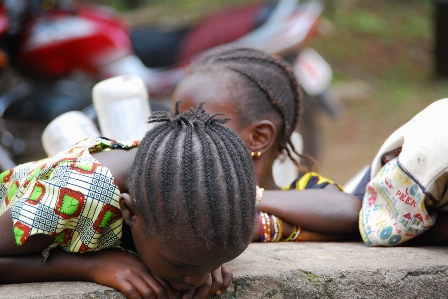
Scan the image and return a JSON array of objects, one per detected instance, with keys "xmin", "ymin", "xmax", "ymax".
[
  {"xmin": 110, "ymin": 0, "xmax": 448, "ymax": 185},
  {"xmin": 3, "ymin": 0, "xmax": 447, "ymax": 185}
]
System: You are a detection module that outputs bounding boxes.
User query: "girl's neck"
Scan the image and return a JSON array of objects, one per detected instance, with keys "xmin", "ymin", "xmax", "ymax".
[
  {"xmin": 121, "ymin": 221, "xmax": 137, "ymax": 252},
  {"xmin": 259, "ymin": 173, "xmax": 280, "ymax": 190},
  {"xmin": 254, "ymin": 159, "xmax": 281, "ymax": 190}
]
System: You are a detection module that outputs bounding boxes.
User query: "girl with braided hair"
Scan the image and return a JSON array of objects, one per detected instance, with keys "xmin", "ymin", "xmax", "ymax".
[
  {"xmin": 172, "ymin": 46, "xmax": 361, "ymax": 243},
  {"xmin": 0, "ymin": 103, "xmax": 257, "ymax": 299}
]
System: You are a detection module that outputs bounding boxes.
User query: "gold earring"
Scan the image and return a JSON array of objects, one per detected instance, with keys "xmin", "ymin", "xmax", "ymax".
[{"xmin": 250, "ymin": 151, "xmax": 262, "ymax": 158}]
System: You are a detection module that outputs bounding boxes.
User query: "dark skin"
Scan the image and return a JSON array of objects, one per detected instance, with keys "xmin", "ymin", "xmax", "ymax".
[
  {"xmin": 0, "ymin": 147, "xmax": 237, "ymax": 299},
  {"xmin": 172, "ymin": 71, "xmax": 362, "ymax": 242}
]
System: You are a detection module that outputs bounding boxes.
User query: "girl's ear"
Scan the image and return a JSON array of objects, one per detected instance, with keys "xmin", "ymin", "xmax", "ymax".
[
  {"xmin": 247, "ymin": 120, "xmax": 277, "ymax": 153},
  {"xmin": 119, "ymin": 193, "xmax": 137, "ymax": 227}
]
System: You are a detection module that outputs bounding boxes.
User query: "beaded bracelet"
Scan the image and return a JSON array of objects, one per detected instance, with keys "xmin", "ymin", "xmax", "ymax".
[
  {"xmin": 260, "ymin": 212, "xmax": 269, "ymax": 242},
  {"xmin": 271, "ymin": 215, "xmax": 278, "ymax": 241},
  {"xmin": 265, "ymin": 213, "xmax": 271, "ymax": 242},
  {"xmin": 255, "ymin": 186, "xmax": 264, "ymax": 206},
  {"xmin": 258, "ymin": 213, "xmax": 287, "ymax": 242},
  {"xmin": 290, "ymin": 226, "xmax": 302, "ymax": 242},
  {"xmin": 281, "ymin": 225, "xmax": 301, "ymax": 242},
  {"xmin": 277, "ymin": 217, "xmax": 283, "ymax": 242},
  {"xmin": 270, "ymin": 215, "xmax": 284, "ymax": 242},
  {"xmin": 281, "ymin": 225, "xmax": 298, "ymax": 242}
]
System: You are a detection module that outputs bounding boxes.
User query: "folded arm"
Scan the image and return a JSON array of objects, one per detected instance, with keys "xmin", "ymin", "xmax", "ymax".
[
  {"xmin": 256, "ymin": 185, "xmax": 361, "ymax": 241},
  {"xmin": 0, "ymin": 211, "xmax": 171, "ymax": 299}
]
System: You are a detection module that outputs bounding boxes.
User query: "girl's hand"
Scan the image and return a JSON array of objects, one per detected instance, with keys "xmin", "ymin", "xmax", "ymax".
[
  {"xmin": 87, "ymin": 249, "xmax": 172, "ymax": 299},
  {"xmin": 181, "ymin": 264, "xmax": 233, "ymax": 299}
]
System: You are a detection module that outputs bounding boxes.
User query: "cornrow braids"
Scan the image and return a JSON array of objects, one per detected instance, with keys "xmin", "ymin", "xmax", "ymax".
[
  {"xmin": 186, "ymin": 46, "xmax": 317, "ymax": 171},
  {"xmin": 127, "ymin": 101, "xmax": 257, "ymax": 252}
]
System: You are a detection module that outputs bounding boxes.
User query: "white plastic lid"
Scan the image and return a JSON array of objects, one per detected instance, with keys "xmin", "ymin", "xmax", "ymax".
[{"xmin": 92, "ymin": 75, "xmax": 153, "ymax": 141}]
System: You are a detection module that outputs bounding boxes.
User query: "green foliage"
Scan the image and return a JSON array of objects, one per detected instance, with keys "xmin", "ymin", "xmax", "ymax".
[{"xmin": 311, "ymin": 0, "xmax": 447, "ymax": 107}]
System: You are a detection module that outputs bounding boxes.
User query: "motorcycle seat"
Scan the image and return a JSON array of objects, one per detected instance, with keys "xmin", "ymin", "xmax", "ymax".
[{"xmin": 130, "ymin": 2, "xmax": 276, "ymax": 69}]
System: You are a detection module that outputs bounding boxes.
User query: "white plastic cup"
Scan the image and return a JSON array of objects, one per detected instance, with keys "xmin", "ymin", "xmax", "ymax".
[
  {"xmin": 42, "ymin": 111, "xmax": 100, "ymax": 157},
  {"xmin": 92, "ymin": 75, "xmax": 153, "ymax": 141}
]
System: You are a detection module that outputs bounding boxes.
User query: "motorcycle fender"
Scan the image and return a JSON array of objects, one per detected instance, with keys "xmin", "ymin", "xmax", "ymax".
[
  {"xmin": 294, "ymin": 47, "xmax": 332, "ymax": 96},
  {"xmin": 0, "ymin": 6, "xmax": 8, "ymax": 36}
]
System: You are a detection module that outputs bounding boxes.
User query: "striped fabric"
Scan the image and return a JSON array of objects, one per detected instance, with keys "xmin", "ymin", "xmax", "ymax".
[{"xmin": 284, "ymin": 172, "xmax": 343, "ymax": 191}]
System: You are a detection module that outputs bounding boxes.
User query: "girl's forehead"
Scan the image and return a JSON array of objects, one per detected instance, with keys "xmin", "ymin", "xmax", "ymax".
[
  {"xmin": 181, "ymin": 71, "xmax": 236, "ymax": 93},
  {"xmin": 174, "ymin": 73, "xmax": 242, "ymax": 114}
]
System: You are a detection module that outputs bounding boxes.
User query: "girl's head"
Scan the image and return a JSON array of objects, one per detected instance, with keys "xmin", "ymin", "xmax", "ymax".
[
  {"xmin": 172, "ymin": 47, "xmax": 309, "ymax": 186},
  {"xmin": 121, "ymin": 102, "xmax": 256, "ymax": 290}
]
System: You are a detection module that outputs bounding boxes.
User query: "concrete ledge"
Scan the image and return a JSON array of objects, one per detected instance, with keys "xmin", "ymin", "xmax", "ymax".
[{"xmin": 2, "ymin": 242, "xmax": 448, "ymax": 298}]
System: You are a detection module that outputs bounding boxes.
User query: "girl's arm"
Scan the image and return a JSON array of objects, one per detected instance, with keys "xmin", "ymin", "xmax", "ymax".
[
  {"xmin": 258, "ymin": 185, "xmax": 361, "ymax": 236},
  {"xmin": 0, "ymin": 248, "xmax": 174, "ymax": 299},
  {"xmin": 0, "ymin": 210, "xmax": 230, "ymax": 299},
  {"xmin": 0, "ymin": 211, "xmax": 172, "ymax": 299}
]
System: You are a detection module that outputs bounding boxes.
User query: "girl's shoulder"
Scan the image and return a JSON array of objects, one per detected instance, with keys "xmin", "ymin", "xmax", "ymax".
[
  {"xmin": 0, "ymin": 136, "xmax": 134, "ymax": 260},
  {"xmin": 0, "ymin": 137, "xmax": 137, "ymax": 185}
]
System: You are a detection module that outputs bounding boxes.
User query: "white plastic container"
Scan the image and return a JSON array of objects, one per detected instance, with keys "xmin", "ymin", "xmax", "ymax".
[
  {"xmin": 272, "ymin": 131, "xmax": 303, "ymax": 188},
  {"xmin": 42, "ymin": 111, "xmax": 100, "ymax": 157},
  {"xmin": 92, "ymin": 75, "xmax": 153, "ymax": 141}
]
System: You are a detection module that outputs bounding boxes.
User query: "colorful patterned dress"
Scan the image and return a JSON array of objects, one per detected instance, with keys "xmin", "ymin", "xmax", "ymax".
[{"xmin": 0, "ymin": 137, "xmax": 140, "ymax": 260}]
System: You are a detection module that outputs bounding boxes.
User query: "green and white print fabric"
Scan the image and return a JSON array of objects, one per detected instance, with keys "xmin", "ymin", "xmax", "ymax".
[{"xmin": 0, "ymin": 137, "xmax": 140, "ymax": 260}]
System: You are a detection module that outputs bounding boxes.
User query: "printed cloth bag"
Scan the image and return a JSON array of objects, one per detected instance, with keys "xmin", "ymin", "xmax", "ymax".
[{"xmin": 359, "ymin": 98, "xmax": 448, "ymax": 246}]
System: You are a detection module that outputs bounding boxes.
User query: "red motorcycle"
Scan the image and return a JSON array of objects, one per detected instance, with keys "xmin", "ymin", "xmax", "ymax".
[{"xmin": 0, "ymin": 0, "xmax": 339, "ymax": 170}]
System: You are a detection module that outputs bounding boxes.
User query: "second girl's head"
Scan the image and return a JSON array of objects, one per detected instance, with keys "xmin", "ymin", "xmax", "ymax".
[
  {"xmin": 120, "ymin": 102, "xmax": 256, "ymax": 291},
  {"xmin": 172, "ymin": 47, "xmax": 308, "ymax": 186}
]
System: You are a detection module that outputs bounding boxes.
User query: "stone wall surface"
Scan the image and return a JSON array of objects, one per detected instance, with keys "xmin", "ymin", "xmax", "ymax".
[{"xmin": 2, "ymin": 242, "xmax": 448, "ymax": 299}]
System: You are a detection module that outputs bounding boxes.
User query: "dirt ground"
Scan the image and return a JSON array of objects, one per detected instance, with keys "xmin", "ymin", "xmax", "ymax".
[{"xmin": 317, "ymin": 101, "xmax": 382, "ymax": 187}]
